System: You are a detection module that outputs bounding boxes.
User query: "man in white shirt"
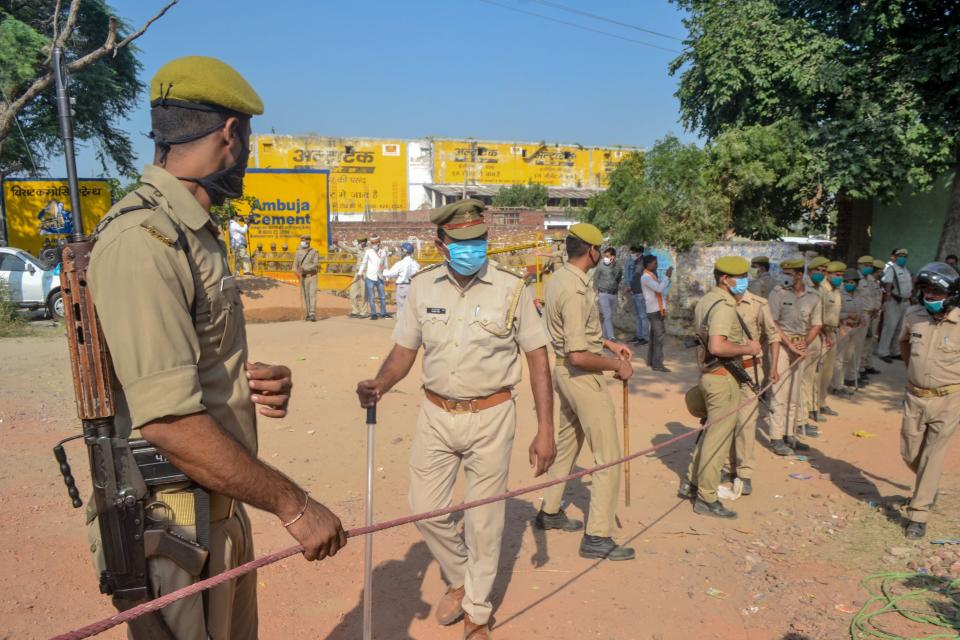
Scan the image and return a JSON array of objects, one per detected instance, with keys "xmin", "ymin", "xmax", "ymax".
[
  {"xmin": 640, "ymin": 254, "xmax": 673, "ymax": 372},
  {"xmin": 228, "ymin": 215, "xmax": 252, "ymax": 275},
  {"xmin": 384, "ymin": 242, "xmax": 420, "ymax": 315},
  {"xmin": 359, "ymin": 234, "xmax": 390, "ymax": 319},
  {"xmin": 878, "ymin": 248, "xmax": 913, "ymax": 362}
]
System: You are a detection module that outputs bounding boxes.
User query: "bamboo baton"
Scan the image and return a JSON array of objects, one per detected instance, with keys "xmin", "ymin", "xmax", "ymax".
[{"xmin": 623, "ymin": 379, "xmax": 631, "ymax": 507}]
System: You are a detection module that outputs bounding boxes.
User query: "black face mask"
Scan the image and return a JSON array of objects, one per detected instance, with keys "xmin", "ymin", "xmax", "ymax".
[{"xmin": 178, "ymin": 131, "xmax": 248, "ymax": 207}]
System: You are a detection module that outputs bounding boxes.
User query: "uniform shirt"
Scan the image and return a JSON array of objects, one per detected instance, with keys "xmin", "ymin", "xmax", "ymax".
[
  {"xmin": 882, "ymin": 263, "xmax": 913, "ymax": 299},
  {"xmin": 817, "ymin": 280, "xmax": 841, "ymax": 328},
  {"xmin": 89, "ymin": 165, "xmax": 256, "ymax": 452},
  {"xmin": 293, "ymin": 245, "xmax": 319, "ymax": 274},
  {"xmin": 359, "ymin": 246, "xmax": 386, "ymax": 281},
  {"xmin": 747, "ymin": 271, "xmax": 774, "ymax": 298},
  {"xmin": 392, "ymin": 260, "xmax": 547, "ymax": 399},
  {"xmin": 228, "ymin": 219, "xmax": 248, "ymax": 248},
  {"xmin": 694, "ymin": 287, "xmax": 746, "ymax": 372},
  {"xmin": 899, "ymin": 306, "xmax": 960, "ymax": 389},
  {"xmin": 856, "ymin": 275, "xmax": 882, "ymax": 313},
  {"xmin": 768, "ymin": 284, "xmax": 823, "ymax": 337},
  {"xmin": 839, "ymin": 290, "xmax": 862, "ymax": 326},
  {"xmin": 641, "ymin": 270, "xmax": 671, "ymax": 313},
  {"xmin": 384, "ymin": 255, "xmax": 420, "ymax": 284},
  {"xmin": 544, "ymin": 263, "xmax": 604, "ymax": 360},
  {"xmin": 593, "ymin": 261, "xmax": 622, "ymax": 293},
  {"xmin": 737, "ymin": 291, "xmax": 781, "ymax": 352}
]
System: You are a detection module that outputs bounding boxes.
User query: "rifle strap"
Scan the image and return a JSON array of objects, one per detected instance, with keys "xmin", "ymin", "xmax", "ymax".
[{"xmin": 193, "ymin": 486, "xmax": 211, "ymax": 618}]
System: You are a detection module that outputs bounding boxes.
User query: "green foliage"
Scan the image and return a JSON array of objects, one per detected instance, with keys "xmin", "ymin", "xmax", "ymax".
[
  {"xmin": 0, "ymin": 279, "xmax": 27, "ymax": 337},
  {"xmin": 492, "ymin": 183, "xmax": 548, "ymax": 208},
  {"xmin": 0, "ymin": 1, "xmax": 144, "ymax": 177},
  {"xmin": 106, "ymin": 177, "xmax": 140, "ymax": 203}
]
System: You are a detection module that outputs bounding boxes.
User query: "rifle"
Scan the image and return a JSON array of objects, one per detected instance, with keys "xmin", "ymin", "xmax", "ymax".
[{"xmin": 49, "ymin": 47, "xmax": 182, "ymax": 639}]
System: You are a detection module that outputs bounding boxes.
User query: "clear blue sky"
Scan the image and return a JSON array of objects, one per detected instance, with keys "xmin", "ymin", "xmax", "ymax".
[{"xmin": 76, "ymin": 0, "xmax": 693, "ymax": 176}]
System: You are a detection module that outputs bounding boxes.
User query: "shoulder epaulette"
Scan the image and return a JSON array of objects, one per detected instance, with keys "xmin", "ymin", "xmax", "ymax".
[
  {"xmin": 411, "ymin": 262, "xmax": 443, "ymax": 279},
  {"xmin": 494, "ymin": 263, "xmax": 524, "ymax": 279}
]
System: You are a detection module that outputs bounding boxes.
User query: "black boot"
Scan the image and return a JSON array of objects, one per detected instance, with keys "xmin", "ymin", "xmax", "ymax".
[
  {"xmin": 740, "ymin": 478, "xmax": 753, "ymax": 496},
  {"xmin": 771, "ymin": 439, "xmax": 793, "ymax": 456},
  {"xmin": 677, "ymin": 479, "xmax": 697, "ymax": 499},
  {"xmin": 579, "ymin": 535, "xmax": 636, "ymax": 561},
  {"xmin": 534, "ymin": 509, "xmax": 584, "ymax": 532},
  {"xmin": 785, "ymin": 436, "xmax": 810, "ymax": 451},
  {"xmin": 905, "ymin": 521, "xmax": 926, "ymax": 540},
  {"xmin": 693, "ymin": 499, "xmax": 737, "ymax": 519}
]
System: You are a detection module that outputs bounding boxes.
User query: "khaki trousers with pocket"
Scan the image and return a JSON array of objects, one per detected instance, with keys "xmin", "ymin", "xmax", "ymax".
[
  {"xmin": 408, "ymin": 396, "xmax": 517, "ymax": 626},
  {"xmin": 541, "ymin": 365, "xmax": 621, "ymax": 537},
  {"xmin": 819, "ymin": 331, "xmax": 838, "ymax": 400},
  {"xmin": 300, "ymin": 273, "xmax": 317, "ymax": 319},
  {"xmin": 802, "ymin": 336, "xmax": 823, "ymax": 417},
  {"xmin": 861, "ymin": 313, "xmax": 881, "ymax": 369},
  {"xmin": 686, "ymin": 373, "xmax": 741, "ymax": 503},
  {"xmin": 900, "ymin": 392, "xmax": 960, "ymax": 523},
  {"xmin": 90, "ymin": 503, "xmax": 258, "ymax": 640},
  {"xmin": 727, "ymin": 383, "xmax": 761, "ymax": 480},
  {"xmin": 832, "ymin": 328, "xmax": 858, "ymax": 389},
  {"xmin": 350, "ymin": 274, "xmax": 369, "ymax": 316}
]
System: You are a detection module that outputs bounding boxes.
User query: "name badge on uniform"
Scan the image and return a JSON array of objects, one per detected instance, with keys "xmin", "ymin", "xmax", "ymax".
[{"xmin": 426, "ymin": 307, "xmax": 446, "ymax": 314}]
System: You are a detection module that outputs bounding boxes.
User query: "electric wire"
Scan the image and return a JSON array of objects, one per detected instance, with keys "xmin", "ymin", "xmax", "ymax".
[{"xmin": 529, "ymin": 0, "xmax": 685, "ymax": 42}]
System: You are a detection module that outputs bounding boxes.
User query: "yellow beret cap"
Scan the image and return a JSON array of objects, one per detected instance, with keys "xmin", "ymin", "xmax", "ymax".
[
  {"xmin": 429, "ymin": 199, "xmax": 487, "ymax": 240},
  {"xmin": 857, "ymin": 255, "xmax": 875, "ymax": 264},
  {"xmin": 808, "ymin": 256, "xmax": 830, "ymax": 269},
  {"xmin": 751, "ymin": 255, "xmax": 770, "ymax": 265},
  {"xmin": 873, "ymin": 259, "xmax": 885, "ymax": 269},
  {"xmin": 780, "ymin": 258, "xmax": 805, "ymax": 270},
  {"xmin": 151, "ymin": 56, "xmax": 264, "ymax": 116},
  {"xmin": 715, "ymin": 256, "xmax": 750, "ymax": 276},
  {"xmin": 568, "ymin": 222, "xmax": 603, "ymax": 247},
  {"xmin": 894, "ymin": 248, "xmax": 909, "ymax": 256},
  {"xmin": 826, "ymin": 261, "xmax": 847, "ymax": 273}
]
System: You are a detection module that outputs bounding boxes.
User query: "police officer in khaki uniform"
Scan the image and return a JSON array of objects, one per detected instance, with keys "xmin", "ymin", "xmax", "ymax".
[
  {"xmin": 819, "ymin": 261, "xmax": 847, "ymax": 401},
  {"xmin": 678, "ymin": 257, "xmax": 761, "ymax": 518},
  {"xmin": 748, "ymin": 256, "xmax": 774, "ymax": 298},
  {"xmin": 339, "ymin": 237, "xmax": 370, "ymax": 318},
  {"xmin": 88, "ymin": 56, "xmax": 346, "ymax": 639},
  {"xmin": 856, "ymin": 256, "xmax": 883, "ymax": 378},
  {"xmin": 293, "ymin": 233, "xmax": 319, "ymax": 321},
  {"xmin": 898, "ymin": 263, "xmax": 960, "ymax": 539},
  {"xmin": 880, "ymin": 248, "xmax": 914, "ymax": 362},
  {"xmin": 834, "ymin": 268, "xmax": 864, "ymax": 389},
  {"xmin": 802, "ymin": 256, "xmax": 833, "ymax": 428},
  {"xmin": 356, "ymin": 199, "xmax": 556, "ymax": 640},
  {"xmin": 767, "ymin": 259, "xmax": 822, "ymax": 455},
  {"xmin": 537, "ymin": 222, "xmax": 636, "ymax": 561},
  {"xmin": 723, "ymin": 288, "xmax": 781, "ymax": 494}
]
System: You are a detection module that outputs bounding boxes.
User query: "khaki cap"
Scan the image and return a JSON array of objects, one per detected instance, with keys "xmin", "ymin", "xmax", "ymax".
[
  {"xmin": 873, "ymin": 259, "xmax": 885, "ymax": 270},
  {"xmin": 430, "ymin": 199, "xmax": 487, "ymax": 240},
  {"xmin": 569, "ymin": 222, "xmax": 603, "ymax": 247},
  {"xmin": 780, "ymin": 258, "xmax": 805, "ymax": 270},
  {"xmin": 714, "ymin": 256, "xmax": 750, "ymax": 276},
  {"xmin": 808, "ymin": 256, "xmax": 830, "ymax": 270},
  {"xmin": 751, "ymin": 256, "xmax": 770, "ymax": 265},
  {"xmin": 894, "ymin": 248, "xmax": 909, "ymax": 256},
  {"xmin": 857, "ymin": 255, "xmax": 875, "ymax": 264},
  {"xmin": 685, "ymin": 386, "xmax": 707, "ymax": 419},
  {"xmin": 150, "ymin": 56, "xmax": 264, "ymax": 116},
  {"xmin": 826, "ymin": 261, "xmax": 847, "ymax": 273}
]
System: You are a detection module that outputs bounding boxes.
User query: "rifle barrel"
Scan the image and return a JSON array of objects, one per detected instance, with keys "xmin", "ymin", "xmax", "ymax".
[{"xmin": 52, "ymin": 47, "xmax": 84, "ymax": 240}]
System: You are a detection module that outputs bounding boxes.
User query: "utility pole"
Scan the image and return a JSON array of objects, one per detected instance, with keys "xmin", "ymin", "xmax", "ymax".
[{"xmin": 461, "ymin": 141, "xmax": 476, "ymax": 200}]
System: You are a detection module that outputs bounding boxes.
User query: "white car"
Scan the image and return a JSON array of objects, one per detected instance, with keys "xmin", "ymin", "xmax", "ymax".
[{"xmin": 0, "ymin": 247, "xmax": 64, "ymax": 319}]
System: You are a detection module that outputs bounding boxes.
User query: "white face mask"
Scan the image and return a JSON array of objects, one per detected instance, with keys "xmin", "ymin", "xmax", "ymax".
[
  {"xmin": 300, "ymin": 241, "xmax": 309, "ymax": 248},
  {"xmin": 602, "ymin": 257, "xmax": 613, "ymax": 265},
  {"xmin": 781, "ymin": 274, "xmax": 794, "ymax": 287}
]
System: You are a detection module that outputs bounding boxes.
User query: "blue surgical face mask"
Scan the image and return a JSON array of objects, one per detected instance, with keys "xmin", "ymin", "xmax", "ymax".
[
  {"xmin": 860, "ymin": 266, "xmax": 874, "ymax": 276},
  {"xmin": 924, "ymin": 298, "xmax": 945, "ymax": 314},
  {"xmin": 730, "ymin": 277, "xmax": 749, "ymax": 296},
  {"xmin": 844, "ymin": 282, "xmax": 857, "ymax": 293},
  {"xmin": 810, "ymin": 272, "xmax": 825, "ymax": 284},
  {"xmin": 896, "ymin": 256, "xmax": 908, "ymax": 267},
  {"xmin": 445, "ymin": 239, "xmax": 487, "ymax": 276},
  {"xmin": 830, "ymin": 275, "xmax": 844, "ymax": 287}
]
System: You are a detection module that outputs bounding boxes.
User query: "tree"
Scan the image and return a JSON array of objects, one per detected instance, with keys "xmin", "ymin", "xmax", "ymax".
[
  {"xmin": 670, "ymin": 0, "xmax": 960, "ymax": 257},
  {"xmin": 492, "ymin": 183, "xmax": 548, "ymax": 208},
  {"xmin": 0, "ymin": 0, "xmax": 178, "ymax": 177}
]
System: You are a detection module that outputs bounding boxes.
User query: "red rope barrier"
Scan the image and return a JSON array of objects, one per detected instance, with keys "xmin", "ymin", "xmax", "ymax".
[{"xmin": 51, "ymin": 352, "xmax": 811, "ymax": 640}]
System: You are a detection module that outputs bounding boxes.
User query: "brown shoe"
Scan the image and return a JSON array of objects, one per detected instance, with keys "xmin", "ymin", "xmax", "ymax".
[
  {"xmin": 435, "ymin": 586, "xmax": 465, "ymax": 626},
  {"xmin": 464, "ymin": 615, "xmax": 491, "ymax": 639}
]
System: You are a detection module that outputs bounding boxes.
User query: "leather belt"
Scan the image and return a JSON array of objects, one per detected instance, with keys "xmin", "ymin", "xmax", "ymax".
[
  {"xmin": 149, "ymin": 490, "xmax": 235, "ymax": 525},
  {"xmin": 906, "ymin": 382, "xmax": 960, "ymax": 398},
  {"xmin": 425, "ymin": 388, "xmax": 512, "ymax": 414},
  {"xmin": 742, "ymin": 357, "xmax": 758, "ymax": 368},
  {"xmin": 705, "ymin": 367, "xmax": 730, "ymax": 377}
]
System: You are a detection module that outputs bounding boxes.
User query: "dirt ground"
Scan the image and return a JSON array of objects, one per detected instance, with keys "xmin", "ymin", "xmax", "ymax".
[{"xmin": 1, "ymin": 284, "xmax": 958, "ymax": 640}]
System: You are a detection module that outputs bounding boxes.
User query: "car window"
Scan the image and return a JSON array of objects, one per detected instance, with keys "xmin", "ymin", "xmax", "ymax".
[{"xmin": 0, "ymin": 254, "xmax": 26, "ymax": 272}]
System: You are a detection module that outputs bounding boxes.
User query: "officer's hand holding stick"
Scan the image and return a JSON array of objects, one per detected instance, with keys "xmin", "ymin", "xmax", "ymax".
[{"xmin": 246, "ymin": 362, "xmax": 292, "ymax": 418}]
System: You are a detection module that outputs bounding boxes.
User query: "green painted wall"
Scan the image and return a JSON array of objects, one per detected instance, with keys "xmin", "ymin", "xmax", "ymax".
[{"xmin": 872, "ymin": 176, "xmax": 951, "ymax": 268}]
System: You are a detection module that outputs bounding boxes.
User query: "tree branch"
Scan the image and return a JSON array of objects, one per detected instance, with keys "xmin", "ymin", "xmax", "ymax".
[
  {"xmin": 52, "ymin": 0, "xmax": 63, "ymax": 42},
  {"xmin": 54, "ymin": 0, "xmax": 82, "ymax": 50}
]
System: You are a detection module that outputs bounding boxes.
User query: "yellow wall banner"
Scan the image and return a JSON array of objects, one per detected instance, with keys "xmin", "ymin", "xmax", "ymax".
[
  {"xmin": 1, "ymin": 179, "xmax": 111, "ymax": 256},
  {"xmin": 253, "ymin": 135, "xmax": 407, "ymax": 214},
  {"xmin": 235, "ymin": 169, "xmax": 330, "ymax": 256},
  {"xmin": 432, "ymin": 140, "xmax": 595, "ymax": 188}
]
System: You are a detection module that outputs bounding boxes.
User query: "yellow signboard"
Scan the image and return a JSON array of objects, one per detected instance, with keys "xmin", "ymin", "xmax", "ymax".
[
  {"xmin": 432, "ymin": 140, "xmax": 596, "ymax": 188},
  {"xmin": 253, "ymin": 135, "xmax": 407, "ymax": 214},
  {"xmin": 593, "ymin": 148, "xmax": 634, "ymax": 187},
  {"xmin": 1, "ymin": 179, "xmax": 110, "ymax": 256},
  {"xmin": 234, "ymin": 169, "xmax": 330, "ymax": 256}
]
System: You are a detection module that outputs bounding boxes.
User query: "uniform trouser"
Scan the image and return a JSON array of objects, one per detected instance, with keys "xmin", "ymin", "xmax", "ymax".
[
  {"xmin": 861, "ymin": 313, "xmax": 881, "ymax": 369},
  {"xmin": 232, "ymin": 245, "xmax": 251, "ymax": 275},
  {"xmin": 90, "ymin": 504, "xmax": 258, "ymax": 640},
  {"xmin": 802, "ymin": 336, "xmax": 823, "ymax": 417},
  {"xmin": 630, "ymin": 293, "xmax": 649, "ymax": 341},
  {"xmin": 832, "ymin": 328, "xmax": 858, "ymax": 388},
  {"xmin": 819, "ymin": 330, "xmax": 838, "ymax": 400},
  {"xmin": 409, "ymin": 397, "xmax": 516, "ymax": 625},
  {"xmin": 350, "ymin": 275, "xmax": 369, "ymax": 316},
  {"xmin": 541, "ymin": 366, "xmax": 622, "ymax": 537},
  {"xmin": 769, "ymin": 347, "xmax": 804, "ymax": 440},
  {"xmin": 900, "ymin": 392, "xmax": 960, "ymax": 523},
  {"xmin": 365, "ymin": 278, "xmax": 388, "ymax": 317},
  {"xmin": 300, "ymin": 273, "xmax": 317, "ymax": 319},
  {"xmin": 598, "ymin": 292, "xmax": 617, "ymax": 340},
  {"xmin": 726, "ymin": 384, "xmax": 761, "ymax": 480},
  {"xmin": 396, "ymin": 283, "xmax": 411, "ymax": 316},
  {"xmin": 646, "ymin": 312, "xmax": 666, "ymax": 369},
  {"xmin": 849, "ymin": 325, "xmax": 867, "ymax": 379},
  {"xmin": 686, "ymin": 373, "xmax": 741, "ymax": 503},
  {"xmin": 878, "ymin": 299, "xmax": 909, "ymax": 357}
]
